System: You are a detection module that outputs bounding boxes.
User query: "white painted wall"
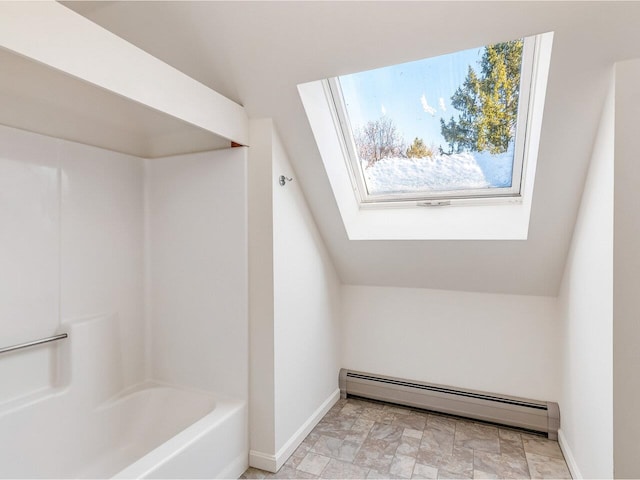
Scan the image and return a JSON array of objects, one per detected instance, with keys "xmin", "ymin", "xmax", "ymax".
[
  {"xmin": 248, "ymin": 119, "xmax": 276, "ymax": 457},
  {"xmin": 272, "ymin": 129, "xmax": 342, "ymax": 452},
  {"xmin": 146, "ymin": 148, "xmax": 248, "ymax": 400},
  {"xmin": 342, "ymin": 285, "xmax": 560, "ymax": 401},
  {"xmin": 613, "ymin": 59, "xmax": 640, "ymax": 479},
  {"xmin": 0, "ymin": 124, "xmax": 145, "ymax": 403},
  {"xmin": 248, "ymin": 120, "xmax": 341, "ymax": 471},
  {"xmin": 557, "ymin": 73, "xmax": 614, "ymax": 480}
]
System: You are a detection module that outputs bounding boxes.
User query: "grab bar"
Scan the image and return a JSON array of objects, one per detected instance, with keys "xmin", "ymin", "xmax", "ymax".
[{"xmin": 0, "ymin": 333, "xmax": 68, "ymax": 355}]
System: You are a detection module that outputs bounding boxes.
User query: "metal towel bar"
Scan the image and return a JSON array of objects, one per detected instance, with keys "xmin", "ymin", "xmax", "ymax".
[{"xmin": 0, "ymin": 333, "xmax": 68, "ymax": 355}]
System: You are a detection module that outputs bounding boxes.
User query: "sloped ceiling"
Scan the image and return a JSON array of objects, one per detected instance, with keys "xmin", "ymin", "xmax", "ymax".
[{"xmin": 63, "ymin": 1, "xmax": 640, "ymax": 295}]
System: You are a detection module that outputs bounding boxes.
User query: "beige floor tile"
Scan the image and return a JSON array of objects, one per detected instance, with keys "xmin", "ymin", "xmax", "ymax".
[
  {"xmin": 298, "ymin": 452, "xmax": 331, "ymax": 476},
  {"xmin": 311, "ymin": 435, "xmax": 343, "ymax": 457},
  {"xmin": 427, "ymin": 414, "xmax": 456, "ymax": 435},
  {"xmin": 345, "ymin": 430, "xmax": 370, "ymax": 445},
  {"xmin": 498, "ymin": 428, "xmax": 522, "ymax": 443},
  {"xmin": 454, "ymin": 421, "xmax": 500, "ymax": 454},
  {"xmin": 412, "ymin": 462, "xmax": 438, "ymax": 479},
  {"xmin": 393, "ymin": 413, "xmax": 427, "ymax": 431},
  {"xmin": 361, "ymin": 407, "xmax": 397, "ymax": 424},
  {"xmin": 438, "ymin": 468, "xmax": 473, "ymax": 479},
  {"xmin": 335, "ymin": 440, "xmax": 363, "ymax": 462},
  {"xmin": 420, "ymin": 428, "xmax": 455, "ymax": 455},
  {"xmin": 241, "ymin": 467, "xmax": 267, "ymax": 479},
  {"xmin": 369, "ymin": 423, "xmax": 405, "ymax": 443},
  {"xmin": 499, "ymin": 437, "xmax": 526, "ymax": 458},
  {"xmin": 385, "ymin": 404, "xmax": 413, "ymax": 415},
  {"xmin": 522, "ymin": 435, "xmax": 564, "ymax": 459},
  {"xmin": 474, "ymin": 450, "xmax": 530, "ymax": 479},
  {"xmin": 397, "ymin": 435, "xmax": 421, "ymax": 457},
  {"xmin": 353, "ymin": 441, "xmax": 396, "ymax": 473},
  {"xmin": 526, "ymin": 452, "xmax": 571, "ymax": 479},
  {"xmin": 242, "ymin": 398, "xmax": 572, "ymax": 480},
  {"xmin": 439, "ymin": 447, "xmax": 474, "ymax": 477},
  {"xmin": 366, "ymin": 470, "xmax": 389, "ymax": 479},
  {"xmin": 283, "ymin": 448, "xmax": 308, "ymax": 469},
  {"xmin": 404, "ymin": 428, "xmax": 424, "ymax": 440},
  {"xmin": 474, "ymin": 469, "xmax": 499, "ymax": 479},
  {"xmin": 390, "ymin": 453, "xmax": 417, "ymax": 478},
  {"xmin": 352, "ymin": 417, "xmax": 376, "ymax": 433},
  {"xmin": 267, "ymin": 466, "xmax": 317, "ymax": 479},
  {"xmin": 300, "ymin": 432, "xmax": 322, "ymax": 449},
  {"xmin": 320, "ymin": 458, "xmax": 370, "ymax": 479}
]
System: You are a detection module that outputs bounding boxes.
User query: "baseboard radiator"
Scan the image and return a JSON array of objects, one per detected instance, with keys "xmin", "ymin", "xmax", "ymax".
[{"xmin": 339, "ymin": 369, "xmax": 560, "ymax": 440}]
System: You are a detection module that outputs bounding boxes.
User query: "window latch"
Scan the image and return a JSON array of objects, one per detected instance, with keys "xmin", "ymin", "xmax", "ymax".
[{"xmin": 417, "ymin": 200, "xmax": 451, "ymax": 207}]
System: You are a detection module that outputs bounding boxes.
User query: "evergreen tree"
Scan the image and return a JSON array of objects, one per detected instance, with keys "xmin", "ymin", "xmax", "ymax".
[
  {"xmin": 406, "ymin": 137, "xmax": 433, "ymax": 158},
  {"xmin": 441, "ymin": 39, "xmax": 523, "ymax": 154}
]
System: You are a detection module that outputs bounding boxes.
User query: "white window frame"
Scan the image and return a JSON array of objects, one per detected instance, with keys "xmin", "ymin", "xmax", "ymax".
[{"xmin": 325, "ymin": 34, "xmax": 540, "ymax": 207}]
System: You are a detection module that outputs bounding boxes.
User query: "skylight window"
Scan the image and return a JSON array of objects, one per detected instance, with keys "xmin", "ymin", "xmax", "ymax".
[{"xmin": 327, "ymin": 35, "xmax": 537, "ymax": 206}]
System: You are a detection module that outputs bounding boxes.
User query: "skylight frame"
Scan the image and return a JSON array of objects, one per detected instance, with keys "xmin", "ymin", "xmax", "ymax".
[{"xmin": 326, "ymin": 35, "xmax": 540, "ymax": 207}]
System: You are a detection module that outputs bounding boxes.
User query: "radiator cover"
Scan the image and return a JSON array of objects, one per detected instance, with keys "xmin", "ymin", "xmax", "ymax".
[{"xmin": 339, "ymin": 369, "xmax": 560, "ymax": 439}]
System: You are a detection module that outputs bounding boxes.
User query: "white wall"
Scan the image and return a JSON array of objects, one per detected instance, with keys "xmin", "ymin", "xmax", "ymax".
[
  {"xmin": 557, "ymin": 73, "xmax": 615, "ymax": 480},
  {"xmin": 146, "ymin": 148, "xmax": 248, "ymax": 400},
  {"xmin": 0, "ymin": 124, "xmax": 145, "ymax": 404},
  {"xmin": 248, "ymin": 119, "xmax": 276, "ymax": 457},
  {"xmin": 248, "ymin": 119, "xmax": 341, "ymax": 471},
  {"xmin": 342, "ymin": 285, "xmax": 560, "ymax": 401},
  {"xmin": 613, "ymin": 59, "xmax": 640, "ymax": 479},
  {"xmin": 272, "ymin": 129, "xmax": 341, "ymax": 452}
]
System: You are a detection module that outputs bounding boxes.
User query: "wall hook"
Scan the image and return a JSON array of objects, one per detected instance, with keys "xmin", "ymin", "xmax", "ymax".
[{"xmin": 279, "ymin": 175, "xmax": 293, "ymax": 186}]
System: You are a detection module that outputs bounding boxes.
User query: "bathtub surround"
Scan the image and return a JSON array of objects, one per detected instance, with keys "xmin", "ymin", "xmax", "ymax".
[
  {"xmin": 0, "ymin": 124, "xmax": 249, "ymax": 478},
  {"xmin": 0, "ymin": 125, "xmax": 145, "ymax": 405},
  {"xmin": 0, "ymin": 314, "xmax": 246, "ymax": 478},
  {"xmin": 248, "ymin": 119, "xmax": 342, "ymax": 472},
  {"xmin": 145, "ymin": 149, "xmax": 248, "ymax": 399}
]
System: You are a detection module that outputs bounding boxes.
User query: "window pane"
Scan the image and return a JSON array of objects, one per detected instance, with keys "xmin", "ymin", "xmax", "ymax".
[{"xmin": 338, "ymin": 39, "xmax": 524, "ymax": 197}]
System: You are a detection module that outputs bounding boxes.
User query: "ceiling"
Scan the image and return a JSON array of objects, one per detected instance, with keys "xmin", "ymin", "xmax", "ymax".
[{"xmin": 62, "ymin": 1, "xmax": 640, "ymax": 295}]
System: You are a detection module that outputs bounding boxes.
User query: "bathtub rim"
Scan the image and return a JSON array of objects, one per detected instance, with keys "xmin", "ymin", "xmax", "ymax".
[{"xmin": 112, "ymin": 392, "xmax": 246, "ymax": 479}]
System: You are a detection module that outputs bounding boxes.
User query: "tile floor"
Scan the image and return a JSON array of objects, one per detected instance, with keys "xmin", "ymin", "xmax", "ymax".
[{"xmin": 242, "ymin": 397, "xmax": 572, "ymax": 479}]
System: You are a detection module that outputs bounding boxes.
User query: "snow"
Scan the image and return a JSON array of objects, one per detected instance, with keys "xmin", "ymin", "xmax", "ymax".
[
  {"xmin": 472, "ymin": 146, "xmax": 514, "ymax": 188},
  {"xmin": 363, "ymin": 149, "xmax": 514, "ymax": 195}
]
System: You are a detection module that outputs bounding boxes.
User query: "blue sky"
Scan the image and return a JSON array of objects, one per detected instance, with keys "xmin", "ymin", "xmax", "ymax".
[{"xmin": 339, "ymin": 46, "xmax": 484, "ymax": 151}]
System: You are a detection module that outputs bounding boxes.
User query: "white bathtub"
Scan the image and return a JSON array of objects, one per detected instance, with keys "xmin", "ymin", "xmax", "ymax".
[
  {"xmin": 0, "ymin": 315, "xmax": 248, "ymax": 479},
  {"xmin": 110, "ymin": 384, "xmax": 248, "ymax": 479}
]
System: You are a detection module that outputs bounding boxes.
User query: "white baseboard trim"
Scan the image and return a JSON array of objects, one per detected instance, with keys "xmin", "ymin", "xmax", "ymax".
[
  {"xmin": 558, "ymin": 429, "xmax": 582, "ymax": 479},
  {"xmin": 249, "ymin": 388, "xmax": 340, "ymax": 473},
  {"xmin": 248, "ymin": 450, "xmax": 277, "ymax": 473},
  {"xmin": 274, "ymin": 388, "xmax": 340, "ymax": 470}
]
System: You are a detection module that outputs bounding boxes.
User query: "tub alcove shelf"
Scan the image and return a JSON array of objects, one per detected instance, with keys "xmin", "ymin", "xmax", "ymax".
[
  {"xmin": 0, "ymin": 1, "xmax": 249, "ymax": 158},
  {"xmin": 0, "ymin": 47, "xmax": 232, "ymax": 158}
]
